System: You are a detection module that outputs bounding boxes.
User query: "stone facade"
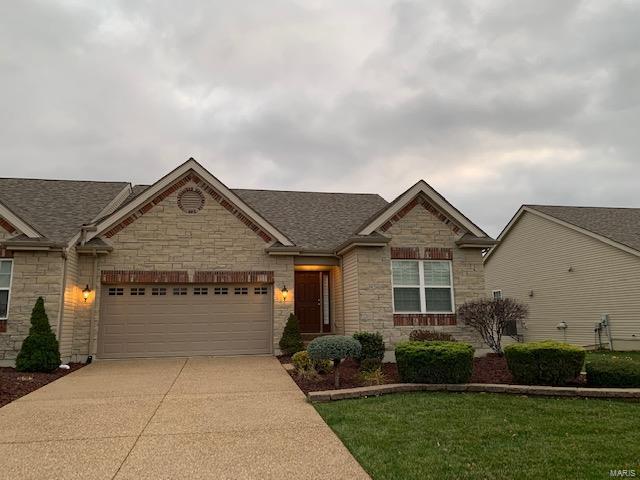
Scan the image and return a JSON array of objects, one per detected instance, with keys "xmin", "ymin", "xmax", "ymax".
[
  {"xmin": 0, "ymin": 251, "xmax": 64, "ymax": 363},
  {"xmin": 72, "ymin": 179, "xmax": 294, "ymax": 360},
  {"xmin": 354, "ymin": 201, "xmax": 486, "ymax": 348}
]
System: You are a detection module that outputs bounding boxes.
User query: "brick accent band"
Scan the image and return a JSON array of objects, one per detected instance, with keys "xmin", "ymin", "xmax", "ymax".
[
  {"xmin": 391, "ymin": 247, "xmax": 453, "ymax": 260},
  {"xmin": 0, "ymin": 218, "xmax": 16, "ymax": 234},
  {"xmin": 104, "ymin": 173, "xmax": 273, "ymax": 243},
  {"xmin": 193, "ymin": 271, "xmax": 274, "ymax": 284},
  {"xmin": 380, "ymin": 194, "xmax": 461, "ymax": 235},
  {"xmin": 393, "ymin": 313, "xmax": 457, "ymax": 326},
  {"xmin": 101, "ymin": 270, "xmax": 190, "ymax": 284}
]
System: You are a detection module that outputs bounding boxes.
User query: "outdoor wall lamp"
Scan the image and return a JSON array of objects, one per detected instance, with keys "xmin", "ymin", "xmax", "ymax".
[
  {"xmin": 281, "ymin": 285, "xmax": 288, "ymax": 302},
  {"xmin": 82, "ymin": 284, "xmax": 92, "ymax": 302}
]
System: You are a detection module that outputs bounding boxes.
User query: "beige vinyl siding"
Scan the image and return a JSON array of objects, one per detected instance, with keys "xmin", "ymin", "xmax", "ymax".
[
  {"xmin": 331, "ymin": 267, "xmax": 344, "ymax": 334},
  {"xmin": 342, "ymin": 249, "xmax": 359, "ymax": 335},
  {"xmin": 485, "ymin": 211, "xmax": 640, "ymax": 349},
  {"xmin": 58, "ymin": 246, "xmax": 79, "ymax": 360}
]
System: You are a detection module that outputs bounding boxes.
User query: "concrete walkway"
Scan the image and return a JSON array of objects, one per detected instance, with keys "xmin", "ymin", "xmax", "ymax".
[{"xmin": 0, "ymin": 357, "xmax": 369, "ymax": 480}]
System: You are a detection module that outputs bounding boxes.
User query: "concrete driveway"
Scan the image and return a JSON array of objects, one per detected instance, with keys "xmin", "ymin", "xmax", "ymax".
[{"xmin": 0, "ymin": 356, "xmax": 369, "ymax": 480}]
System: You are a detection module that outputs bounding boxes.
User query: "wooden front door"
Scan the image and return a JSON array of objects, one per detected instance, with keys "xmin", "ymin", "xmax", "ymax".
[{"xmin": 295, "ymin": 272, "xmax": 322, "ymax": 333}]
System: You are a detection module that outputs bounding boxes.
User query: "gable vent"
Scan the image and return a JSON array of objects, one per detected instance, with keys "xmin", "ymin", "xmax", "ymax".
[{"xmin": 177, "ymin": 188, "xmax": 205, "ymax": 214}]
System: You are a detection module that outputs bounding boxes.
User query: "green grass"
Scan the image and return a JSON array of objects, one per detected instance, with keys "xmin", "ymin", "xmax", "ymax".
[
  {"xmin": 586, "ymin": 350, "xmax": 640, "ymax": 363},
  {"xmin": 315, "ymin": 392, "xmax": 640, "ymax": 480}
]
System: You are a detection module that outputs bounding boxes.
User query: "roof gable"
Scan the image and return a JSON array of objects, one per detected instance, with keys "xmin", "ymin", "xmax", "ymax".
[
  {"xmin": 358, "ymin": 180, "xmax": 488, "ymax": 238},
  {"xmin": 87, "ymin": 158, "xmax": 294, "ymax": 246},
  {"xmin": 484, "ymin": 205, "xmax": 640, "ymax": 262}
]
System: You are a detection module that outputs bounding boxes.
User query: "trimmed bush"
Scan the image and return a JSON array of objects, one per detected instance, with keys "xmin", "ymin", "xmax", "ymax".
[
  {"xmin": 307, "ymin": 335, "xmax": 361, "ymax": 387},
  {"xmin": 586, "ymin": 355, "xmax": 640, "ymax": 387},
  {"xmin": 291, "ymin": 350, "xmax": 332, "ymax": 375},
  {"xmin": 16, "ymin": 297, "xmax": 61, "ymax": 373},
  {"xmin": 395, "ymin": 341, "xmax": 474, "ymax": 384},
  {"xmin": 279, "ymin": 313, "xmax": 304, "ymax": 356},
  {"xmin": 409, "ymin": 330, "xmax": 456, "ymax": 342},
  {"xmin": 353, "ymin": 331, "xmax": 385, "ymax": 363},
  {"xmin": 504, "ymin": 341, "xmax": 585, "ymax": 386}
]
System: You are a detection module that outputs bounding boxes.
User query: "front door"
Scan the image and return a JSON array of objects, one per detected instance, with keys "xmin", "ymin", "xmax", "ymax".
[{"xmin": 295, "ymin": 272, "xmax": 322, "ymax": 333}]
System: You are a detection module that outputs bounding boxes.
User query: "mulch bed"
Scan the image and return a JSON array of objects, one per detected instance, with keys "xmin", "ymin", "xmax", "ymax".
[
  {"xmin": 279, "ymin": 354, "xmax": 585, "ymax": 393},
  {"xmin": 0, "ymin": 363, "xmax": 84, "ymax": 408}
]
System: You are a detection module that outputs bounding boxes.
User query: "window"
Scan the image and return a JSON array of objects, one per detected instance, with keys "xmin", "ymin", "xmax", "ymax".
[
  {"xmin": 193, "ymin": 287, "xmax": 208, "ymax": 295},
  {"xmin": 392, "ymin": 260, "xmax": 454, "ymax": 313},
  {"xmin": 214, "ymin": 287, "xmax": 228, "ymax": 295},
  {"xmin": 151, "ymin": 287, "xmax": 167, "ymax": 296},
  {"xmin": 234, "ymin": 287, "xmax": 248, "ymax": 295},
  {"xmin": 492, "ymin": 290, "xmax": 503, "ymax": 300},
  {"xmin": 173, "ymin": 287, "xmax": 187, "ymax": 296},
  {"xmin": 108, "ymin": 287, "xmax": 124, "ymax": 296},
  {"xmin": 130, "ymin": 287, "xmax": 145, "ymax": 296},
  {"xmin": 254, "ymin": 287, "xmax": 268, "ymax": 295},
  {"xmin": 0, "ymin": 260, "xmax": 13, "ymax": 319}
]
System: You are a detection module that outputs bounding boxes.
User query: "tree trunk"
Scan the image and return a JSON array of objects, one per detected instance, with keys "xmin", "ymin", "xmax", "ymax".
[{"xmin": 334, "ymin": 359, "xmax": 341, "ymax": 388}]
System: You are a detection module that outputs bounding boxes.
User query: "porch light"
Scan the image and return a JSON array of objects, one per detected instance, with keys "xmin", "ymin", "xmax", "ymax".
[
  {"xmin": 82, "ymin": 285, "xmax": 92, "ymax": 302},
  {"xmin": 281, "ymin": 285, "xmax": 288, "ymax": 302}
]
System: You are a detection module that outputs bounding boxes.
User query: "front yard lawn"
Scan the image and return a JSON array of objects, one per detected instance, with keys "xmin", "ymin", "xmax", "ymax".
[{"xmin": 316, "ymin": 392, "xmax": 640, "ymax": 480}]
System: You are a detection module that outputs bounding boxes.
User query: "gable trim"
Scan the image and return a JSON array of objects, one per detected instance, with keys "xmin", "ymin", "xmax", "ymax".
[
  {"xmin": 380, "ymin": 194, "xmax": 462, "ymax": 235},
  {"xmin": 87, "ymin": 159, "xmax": 294, "ymax": 246},
  {"xmin": 0, "ymin": 201, "xmax": 41, "ymax": 238},
  {"xmin": 483, "ymin": 206, "xmax": 640, "ymax": 263},
  {"xmin": 358, "ymin": 180, "xmax": 487, "ymax": 238}
]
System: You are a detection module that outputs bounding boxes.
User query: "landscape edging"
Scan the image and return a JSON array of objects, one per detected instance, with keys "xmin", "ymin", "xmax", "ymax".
[{"xmin": 307, "ymin": 383, "xmax": 640, "ymax": 402}]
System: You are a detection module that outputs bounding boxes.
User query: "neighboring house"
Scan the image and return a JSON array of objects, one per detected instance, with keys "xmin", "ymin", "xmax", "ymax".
[
  {"xmin": 0, "ymin": 159, "xmax": 495, "ymax": 365},
  {"xmin": 484, "ymin": 205, "xmax": 640, "ymax": 351}
]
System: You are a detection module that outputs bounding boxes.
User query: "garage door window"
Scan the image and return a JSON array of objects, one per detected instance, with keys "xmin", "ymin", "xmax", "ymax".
[
  {"xmin": 152, "ymin": 287, "xmax": 167, "ymax": 296},
  {"xmin": 254, "ymin": 287, "xmax": 268, "ymax": 295},
  {"xmin": 130, "ymin": 287, "xmax": 145, "ymax": 296},
  {"xmin": 108, "ymin": 287, "xmax": 124, "ymax": 296},
  {"xmin": 235, "ymin": 287, "xmax": 248, "ymax": 295},
  {"xmin": 194, "ymin": 287, "xmax": 208, "ymax": 295},
  {"xmin": 214, "ymin": 287, "xmax": 228, "ymax": 295},
  {"xmin": 173, "ymin": 287, "xmax": 187, "ymax": 296}
]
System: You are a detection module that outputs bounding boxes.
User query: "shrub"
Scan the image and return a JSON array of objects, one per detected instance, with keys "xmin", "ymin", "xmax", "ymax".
[
  {"xmin": 360, "ymin": 357, "xmax": 382, "ymax": 373},
  {"xmin": 504, "ymin": 341, "xmax": 585, "ymax": 386},
  {"xmin": 359, "ymin": 367, "xmax": 387, "ymax": 386},
  {"xmin": 409, "ymin": 330, "xmax": 456, "ymax": 342},
  {"xmin": 16, "ymin": 297, "xmax": 61, "ymax": 373},
  {"xmin": 279, "ymin": 313, "xmax": 304, "ymax": 356},
  {"xmin": 291, "ymin": 350, "xmax": 332, "ymax": 375},
  {"xmin": 395, "ymin": 341, "xmax": 474, "ymax": 384},
  {"xmin": 353, "ymin": 331, "xmax": 385, "ymax": 363},
  {"xmin": 307, "ymin": 335, "xmax": 361, "ymax": 387},
  {"xmin": 586, "ymin": 355, "xmax": 640, "ymax": 388},
  {"xmin": 457, "ymin": 298, "xmax": 527, "ymax": 353}
]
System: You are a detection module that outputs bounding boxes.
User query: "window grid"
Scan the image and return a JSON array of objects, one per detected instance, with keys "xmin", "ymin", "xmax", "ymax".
[
  {"xmin": 234, "ymin": 287, "xmax": 248, "ymax": 295},
  {"xmin": 214, "ymin": 287, "xmax": 228, "ymax": 295},
  {"xmin": 392, "ymin": 260, "xmax": 454, "ymax": 314},
  {"xmin": 151, "ymin": 287, "xmax": 167, "ymax": 296},
  {"xmin": 254, "ymin": 287, "xmax": 268, "ymax": 295},
  {"xmin": 108, "ymin": 287, "xmax": 124, "ymax": 296},
  {"xmin": 0, "ymin": 260, "xmax": 13, "ymax": 319},
  {"xmin": 173, "ymin": 287, "xmax": 187, "ymax": 296},
  {"xmin": 130, "ymin": 287, "xmax": 146, "ymax": 296},
  {"xmin": 193, "ymin": 287, "xmax": 208, "ymax": 295},
  {"xmin": 492, "ymin": 290, "xmax": 503, "ymax": 300}
]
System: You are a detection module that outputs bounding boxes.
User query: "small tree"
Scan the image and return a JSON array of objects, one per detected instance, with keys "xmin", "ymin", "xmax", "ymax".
[
  {"xmin": 307, "ymin": 335, "xmax": 361, "ymax": 387},
  {"xmin": 457, "ymin": 297, "xmax": 528, "ymax": 354},
  {"xmin": 16, "ymin": 297, "xmax": 61, "ymax": 372},
  {"xmin": 279, "ymin": 313, "xmax": 304, "ymax": 356}
]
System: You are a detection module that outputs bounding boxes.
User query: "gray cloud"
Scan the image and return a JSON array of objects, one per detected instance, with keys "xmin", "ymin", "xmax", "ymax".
[{"xmin": 1, "ymin": 0, "xmax": 639, "ymax": 236}]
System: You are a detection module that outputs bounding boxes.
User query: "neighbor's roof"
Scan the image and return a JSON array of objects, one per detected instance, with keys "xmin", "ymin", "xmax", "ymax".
[
  {"xmin": 0, "ymin": 178, "xmax": 129, "ymax": 243},
  {"xmin": 526, "ymin": 205, "xmax": 640, "ymax": 253}
]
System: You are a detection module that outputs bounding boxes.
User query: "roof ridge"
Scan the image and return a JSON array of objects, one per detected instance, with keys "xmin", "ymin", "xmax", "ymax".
[
  {"xmin": 232, "ymin": 187, "xmax": 386, "ymax": 197},
  {"xmin": 527, "ymin": 204, "xmax": 640, "ymax": 211},
  {"xmin": 0, "ymin": 177, "xmax": 129, "ymax": 185}
]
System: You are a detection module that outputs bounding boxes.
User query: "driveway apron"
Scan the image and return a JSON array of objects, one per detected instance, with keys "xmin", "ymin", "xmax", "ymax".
[{"xmin": 0, "ymin": 356, "xmax": 369, "ymax": 480}]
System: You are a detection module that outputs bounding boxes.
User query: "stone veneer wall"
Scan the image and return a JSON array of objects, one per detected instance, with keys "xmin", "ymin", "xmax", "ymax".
[
  {"xmin": 355, "ymin": 203, "xmax": 486, "ymax": 349},
  {"xmin": 0, "ymin": 251, "xmax": 64, "ymax": 364},
  {"xmin": 73, "ymin": 180, "xmax": 294, "ymax": 360}
]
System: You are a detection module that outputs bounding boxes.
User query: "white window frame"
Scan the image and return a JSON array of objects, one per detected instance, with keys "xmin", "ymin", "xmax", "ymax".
[
  {"xmin": 0, "ymin": 259, "xmax": 14, "ymax": 320},
  {"xmin": 492, "ymin": 290, "xmax": 503, "ymax": 300},
  {"xmin": 391, "ymin": 259, "xmax": 455, "ymax": 314}
]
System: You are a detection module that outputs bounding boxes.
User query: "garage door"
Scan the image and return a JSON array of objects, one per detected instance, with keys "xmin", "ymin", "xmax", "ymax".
[{"xmin": 98, "ymin": 284, "xmax": 272, "ymax": 358}]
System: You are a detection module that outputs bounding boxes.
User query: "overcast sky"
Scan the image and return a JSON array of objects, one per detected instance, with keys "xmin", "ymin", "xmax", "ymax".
[{"xmin": 1, "ymin": 0, "xmax": 639, "ymax": 236}]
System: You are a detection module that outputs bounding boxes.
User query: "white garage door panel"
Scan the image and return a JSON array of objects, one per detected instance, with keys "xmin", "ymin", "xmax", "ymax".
[{"xmin": 98, "ymin": 284, "xmax": 272, "ymax": 358}]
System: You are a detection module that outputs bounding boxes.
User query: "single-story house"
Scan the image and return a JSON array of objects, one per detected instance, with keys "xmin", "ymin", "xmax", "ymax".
[
  {"xmin": 0, "ymin": 158, "xmax": 495, "ymax": 365},
  {"xmin": 484, "ymin": 205, "xmax": 640, "ymax": 350}
]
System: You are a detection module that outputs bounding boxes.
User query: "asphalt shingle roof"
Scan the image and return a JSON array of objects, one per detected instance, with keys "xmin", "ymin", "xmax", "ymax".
[
  {"xmin": 0, "ymin": 178, "xmax": 129, "ymax": 243},
  {"xmin": 527, "ymin": 205, "xmax": 640, "ymax": 253}
]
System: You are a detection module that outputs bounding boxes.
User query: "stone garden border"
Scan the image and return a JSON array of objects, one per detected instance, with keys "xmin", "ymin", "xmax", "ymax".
[{"xmin": 307, "ymin": 383, "xmax": 640, "ymax": 402}]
